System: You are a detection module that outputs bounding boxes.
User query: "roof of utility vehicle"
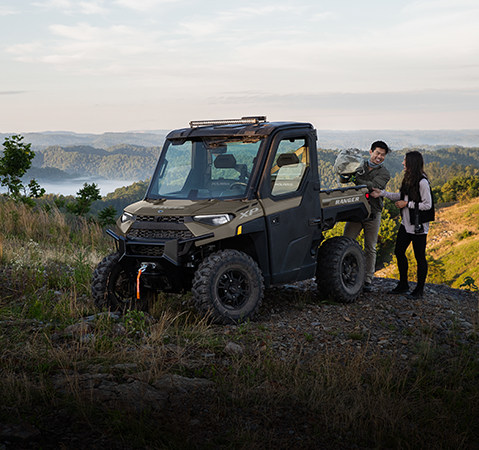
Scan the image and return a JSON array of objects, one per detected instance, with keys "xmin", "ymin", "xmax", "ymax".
[{"xmin": 166, "ymin": 116, "xmax": 314, "ymax": 140}]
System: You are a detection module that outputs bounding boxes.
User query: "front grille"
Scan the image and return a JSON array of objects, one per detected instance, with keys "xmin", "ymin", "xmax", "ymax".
[
  {"xmin": 129, "ymin": 245, "xmax": 164, "ymax": 257},
  {"xmin": 136, "ymin": 215, "xmax": 185, "ymax": 224},
  {"xmin": 127, "ymin": 228, "xmax": 194, "ymax": 240},
  {"xmin": 127, "ymin": 214, "xmax": 193, "ymax": 242}
]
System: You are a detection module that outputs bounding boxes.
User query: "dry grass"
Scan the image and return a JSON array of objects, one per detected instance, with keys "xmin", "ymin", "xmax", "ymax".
[{"xmin": 1, "ymin": 198, "xmax": 479, "ymax": 448}]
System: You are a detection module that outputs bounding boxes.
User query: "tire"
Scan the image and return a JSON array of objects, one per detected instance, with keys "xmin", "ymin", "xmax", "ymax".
[
  {"xmin": 91, "ymin": 252, "xmax": 154, "ymax": 312},
  {"xmin": 192, "ymin": 249, "xmax": 264, "ymax": 324},
  {"xmin": 316, "ymin": 236, "xmax": 365, "ymax": 303}
]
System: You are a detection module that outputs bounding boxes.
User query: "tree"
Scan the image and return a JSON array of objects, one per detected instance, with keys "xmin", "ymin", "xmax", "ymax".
[
  {"xmin": 0, "ymin": 135, "xmax": 41, "ymax": 200},
  {"xmin": 66, "ymin": 183, "xmax": 102, "ymax": 216},
  {"xmin": 26, "ymin": 179, "xmax": 46, "ymax": 198},
  {"xmin": 98, "ymin": 205, "xmax": 118, "ymax": 227}
]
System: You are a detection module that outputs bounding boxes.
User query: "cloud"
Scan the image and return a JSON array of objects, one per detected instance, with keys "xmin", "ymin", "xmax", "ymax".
[
  {"xmin": 114, "ymin": 0, "xmax": 177, "ymax": 12},
  {"xmin": 32, "ymin": 0, "xmax": 71, "ymax": 8},
  {"xmin": 77, "ymin": 1, "xmax": 107, "ymax": 15},
  {"xmin": 199, "ymin": 88, "xmax": 479, "ymax": 130},
  {"xmin": 32, "ymin": 0, "xmax": 108, "ymax": 15},
  {"xmin": 174, "ymin": 3, "xmax": 332, "ymax": 40},
  {"xmin": 308, "ymin": 11, "xmax": 335, "ymax": 22},
  {"xmin": 402, "ymin": 0, "xmax": 479, "ymax": 14},
  {"xmin": 7, "ymin": 22, "xmax": 164, "ymax": 70},
  {"xmin": 0, "ymin": 6, "xmax": 17, "ymax": 16},
  {"xmin": 0, "ymin": 91, "xmax": 26, "ymax": 95},
  {"xmin": 5, "ymin": 1, "xmax": 479, "ymax": 105},
  {"xmin": 6, "ymin": 42, "xmax": 44, "ymax": 63},
  {"xmin": 209, "ymin": 89, "xmax": 479, "ymax": 112}
]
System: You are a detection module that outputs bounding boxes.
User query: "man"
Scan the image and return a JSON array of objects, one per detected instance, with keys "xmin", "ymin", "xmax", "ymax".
[{"xmin": 344, "ymin": 141, "xmax": 391, "ymax": 292}]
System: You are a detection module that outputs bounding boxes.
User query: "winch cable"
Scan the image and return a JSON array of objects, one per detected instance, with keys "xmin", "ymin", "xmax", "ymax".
[{"xmin": 136, "ymin": 264, "xmax": 148, "ymax": 300}]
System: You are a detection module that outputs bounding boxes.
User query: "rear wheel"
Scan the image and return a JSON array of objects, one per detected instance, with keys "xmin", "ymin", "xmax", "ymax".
[
  {"xmin": 192, "ymin": 250, "xmax": 264, "ymax": 324},
  {"xmin": 91, "ymin": 252, "xmax": 154, "ymax": 312},
  {"xmin": 316, "ymin": 236, "xmax": 365, "ymax": 303}
]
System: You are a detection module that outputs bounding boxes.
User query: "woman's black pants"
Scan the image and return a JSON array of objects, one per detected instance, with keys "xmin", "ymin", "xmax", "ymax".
[{"xmin": 395, "ymin": 224, "xmax": 428, "ymax": 291}]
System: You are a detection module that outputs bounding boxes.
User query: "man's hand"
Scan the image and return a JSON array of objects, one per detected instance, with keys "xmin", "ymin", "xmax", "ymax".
[{"xmin": 395, "ymin": 200, "xmax": 407, "ymax": 209}]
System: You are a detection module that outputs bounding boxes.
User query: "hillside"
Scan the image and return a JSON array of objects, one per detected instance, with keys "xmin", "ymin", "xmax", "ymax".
[
  {"xmin": 4, "ymin": 129, "xmax": 478, "ymax": 189},
  {"xmin": 31, "ymin": 144, "xmax": 161, "ymax": 181},
  {"xmin": 0, "ymin": 198, "xmax": 478, "ymax": 448},
  {"xmin": 2, "ymin": 129, "xmax": 479, "ymax": 151},
  {"xmin": 376, "ymin": 197, "xmax": 479, "ymax": 288},
  {"xmin": 20, "ymin": 144, "xmax": 478, "ymax": 192},
  {"xmin": 0, "ymin": 131, "xmax": 167, "ymax": 150}
]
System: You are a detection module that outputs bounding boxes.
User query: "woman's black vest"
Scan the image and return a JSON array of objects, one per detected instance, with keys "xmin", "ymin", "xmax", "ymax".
[{"xmin": 401, "ymin": 177, "xmax": 435, "ymax": 225}]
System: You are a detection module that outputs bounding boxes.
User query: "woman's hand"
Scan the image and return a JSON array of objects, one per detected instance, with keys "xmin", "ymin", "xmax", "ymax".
[
  {"xmin": 370, "ymin": 188, "xmax": 382, "ymax": 198},
  {"xmin": 395, "ymin": 200, "xmax": 407, "ymax": 209}
]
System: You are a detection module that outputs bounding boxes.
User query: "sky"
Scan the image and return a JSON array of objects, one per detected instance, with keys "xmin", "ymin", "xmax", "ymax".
[{"xmin": 1, "ymin": 0, "xmax": 479, "ymax": 133}]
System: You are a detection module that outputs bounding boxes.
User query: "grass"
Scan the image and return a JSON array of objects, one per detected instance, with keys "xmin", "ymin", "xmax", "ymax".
[{"xmin": 1, "ymin": 198, "xmax": 479, "ymax": 448}]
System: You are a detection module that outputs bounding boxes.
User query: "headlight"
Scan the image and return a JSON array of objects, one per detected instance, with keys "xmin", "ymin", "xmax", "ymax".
[
  {"xmin": 193, "ymin": 214, "xmax": 234, "ymax": 226},
  {"xmin": 120, "ymin": 211, "xmax": 135, "ymax": 223}
]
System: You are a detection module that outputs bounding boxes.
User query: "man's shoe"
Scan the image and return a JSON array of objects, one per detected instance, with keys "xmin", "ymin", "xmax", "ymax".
[
  {"xmin": 388, "ymin": 284, "xmax": 409, "ymax": 294},
  {"xmin": 363, "ymin": 282, "xmax": 373, "ymax": 293}
]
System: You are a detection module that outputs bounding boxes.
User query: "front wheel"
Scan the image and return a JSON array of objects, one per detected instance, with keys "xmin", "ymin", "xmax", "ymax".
[
  {"xmin": 316, "ymin": 236, "xmax": 365, "ymax": 303},
  {"xmin": 91, "ymin": 252, "xmax": 154, "ymax": 312},
  {"xmin": 192, "ymin": 250, "xmax": 264, "ymax": 324}
]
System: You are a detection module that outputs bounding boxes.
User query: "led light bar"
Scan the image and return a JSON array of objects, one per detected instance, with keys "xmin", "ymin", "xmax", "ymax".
[{"xmin": 189, "ymin": 116, "xmax": 267, "ymax": 128}]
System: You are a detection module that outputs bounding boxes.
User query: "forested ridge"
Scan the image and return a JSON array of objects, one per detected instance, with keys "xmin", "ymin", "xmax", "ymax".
[
  {"xmin": 82, "ymin": 144, "xmax": 479, "ymax": 213},
  {"xmin": 22, "ymin": 142, "xmax": 479, "ymax": 189},
  {"xmin": 318, "ymin": 145, "xmax": 479, "ymax": 190},
  {"xmin": 30, "ymin": 144, "xmax": 161, "ymax": 180},
  {"xmin": 14, "ymin": 141, "xmax": 479, "ymax": 268}
]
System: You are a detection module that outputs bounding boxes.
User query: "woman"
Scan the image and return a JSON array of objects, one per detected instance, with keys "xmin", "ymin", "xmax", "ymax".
[{"xmin": 371, "ymin": 151, "xmax": 434, "ymax": 298}]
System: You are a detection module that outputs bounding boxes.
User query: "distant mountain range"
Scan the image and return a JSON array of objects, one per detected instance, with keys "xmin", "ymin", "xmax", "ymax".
[
  {"xmin": 316, "ymin": 129, "xmax": 479, "ymax": 150},
  {"xmin": 1, "ymin": 128, "xmax": 478, "ymax": 187},
  {"xmin": 0, "ymin": 130, "xmax": 168, "ymax": 150},
  {"xmin": 1, "ymin": 129, "xmax": 479, "ymax": 151}
]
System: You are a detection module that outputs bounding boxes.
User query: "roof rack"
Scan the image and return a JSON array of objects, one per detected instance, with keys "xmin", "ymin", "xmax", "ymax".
[{"xmin": 189, "ymin": 116, "xmax": 267, "ymax": 128}]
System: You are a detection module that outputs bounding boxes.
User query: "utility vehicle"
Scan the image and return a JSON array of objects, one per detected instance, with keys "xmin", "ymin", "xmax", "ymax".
[{"xmin": 92, "ymin": 117, "xmax": 371, "ymax": 323}]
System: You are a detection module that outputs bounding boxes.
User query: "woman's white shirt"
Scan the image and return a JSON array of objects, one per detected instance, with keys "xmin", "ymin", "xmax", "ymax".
[{"xmin": 380, "ymin": 178, "xmax": 432, "ymax": 234}]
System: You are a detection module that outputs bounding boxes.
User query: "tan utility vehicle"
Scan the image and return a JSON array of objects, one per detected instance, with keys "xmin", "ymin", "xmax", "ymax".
[{"xmin": 92, "ymin": 117, "xmax": 371, "ymax": 323}]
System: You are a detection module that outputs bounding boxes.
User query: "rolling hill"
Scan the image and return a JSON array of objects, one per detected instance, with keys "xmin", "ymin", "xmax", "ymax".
[{"xmin": 376, "ymin": 197, "xmax": 479, "ymax": 289}]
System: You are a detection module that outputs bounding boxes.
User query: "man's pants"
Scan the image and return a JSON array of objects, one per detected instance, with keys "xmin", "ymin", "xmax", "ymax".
[{"xmin": 344, "ymin": 214, "xmax": 382, "ymax": 284}]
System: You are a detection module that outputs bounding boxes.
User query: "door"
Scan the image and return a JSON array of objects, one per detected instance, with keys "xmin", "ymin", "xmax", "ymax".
[{"xmin": 259, "ymin": 131, "xmax": 322, "ymax": 284}]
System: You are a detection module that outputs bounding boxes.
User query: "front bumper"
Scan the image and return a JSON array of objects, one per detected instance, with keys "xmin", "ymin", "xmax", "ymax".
[{"xmin": 106, "ymin": 228, "xmax": 214, "ymax": 266}]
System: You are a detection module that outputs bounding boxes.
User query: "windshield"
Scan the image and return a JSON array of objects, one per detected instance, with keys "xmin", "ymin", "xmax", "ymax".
[{"xmin": 147, "ymin": 137, "xmax": 263, "ymax": 199}]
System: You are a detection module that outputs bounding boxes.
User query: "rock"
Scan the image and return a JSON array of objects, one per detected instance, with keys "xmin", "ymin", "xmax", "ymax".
[
  {"xmin": 0, "ymin": 422, "xmax": 40, "ymax": 440},
  {"xmin": 64, "ymin": 322, "xmax": 93, "ymax": 336},
  {"xmin": 52, "ymin": 372, "xmax": 168, "ymax": 412},
  {"xmin": 79, "ymin": 333, "xmax": 95, "ymax": 344},
  {"xmin": 83, "ymin": 312, "xmax": 121, "ymax": 322},
  {"xmin": 111, "ymin": 363, "xmax": 138, "ymax": 373},
  {"xmin": 112, "ymin": 323, "xmax": 127, "ymax": 335},
  {"xmin": 224, "ymin": 341, "xmax": 244, "ymax": 355},
  {"xmin": 152, "ymin": 374, "xmax": 214, "ymax": 394},
  {"xmin": 97, "ymin": 379, "xmax": 169, "ymax": 412}
]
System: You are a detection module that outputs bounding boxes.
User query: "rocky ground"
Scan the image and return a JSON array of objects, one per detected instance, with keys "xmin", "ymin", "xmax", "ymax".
[
  {"xmin": 1, "ymin": 277, "xmax": 478, "ymax": 449},
  {"xmin": 258, "ymin": 277, "xmax": 478, "ymax": 363}
]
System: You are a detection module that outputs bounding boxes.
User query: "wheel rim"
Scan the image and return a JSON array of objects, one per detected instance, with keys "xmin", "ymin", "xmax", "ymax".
[
  {"xmin": 341, "ymin": 253, "xmax": 360, "ymax": 288},
  {"xmin": 216, "ymin": 268, "xmax": 250, "ymax": 309}
]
